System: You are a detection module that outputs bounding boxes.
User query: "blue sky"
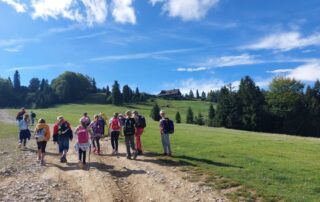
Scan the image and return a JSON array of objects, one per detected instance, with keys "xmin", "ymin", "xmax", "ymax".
[{"xmin": 0, "ymin": 0, "xmax": 320, "ymax": 94}]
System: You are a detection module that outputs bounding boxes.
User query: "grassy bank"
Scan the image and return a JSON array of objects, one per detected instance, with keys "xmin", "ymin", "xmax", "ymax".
[{"xmin": 7, "ymin": 99, "xmax": 320, "ymax": 201}]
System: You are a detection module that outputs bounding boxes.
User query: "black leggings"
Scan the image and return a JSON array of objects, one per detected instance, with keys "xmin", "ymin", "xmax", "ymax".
[
  {"xmin": 92, "ymin": 137, "xmax": 101, "ymax": 151},
  {"xmin": 78, "ymin": 149, "xmax": 87, "ymax": 164},
  {"xmin": 111, "ymin": 131, "xmax": 120, "ymax": 151}
]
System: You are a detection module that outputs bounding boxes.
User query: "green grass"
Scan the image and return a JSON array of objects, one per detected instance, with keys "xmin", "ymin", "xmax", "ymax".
[
  {"xmin": 0, "ymin": 122, "xmax": 17, "ymax": 139},
  {"xmin": 7, "ymin": 98, "xmax": 320, "ymax": 201}
]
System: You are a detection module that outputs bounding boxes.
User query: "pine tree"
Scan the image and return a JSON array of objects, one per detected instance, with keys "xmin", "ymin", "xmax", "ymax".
[
  {"xmin": 29, "ymin": 78, "xmax": 40, "ymax": 92},
  {"xmin": 150, "ymin": 103, "xmax": 161, "ymax": 121},
  {"xmin": 186, "ymin": 107, "xmax": 194, "ymax": 124},
  {"xmin": 122, "ymin": 85, "xmax": 133, "ymax": 103},
  {"xmin": 208, "ymin": 103, "xmax": 215, "ymax": 127},
  {"xmin": 111, "ymin": 80, "xmax": 122, "ymax": 105},
  {"xmin": 13, "ymin": 70, "xmax": 21, "ymax": 90},
  {"xmin": 175, "ymin": 111, "xmax": 181, "ymax": 123},
  {"xmin": 91, "ymin": 78, "xmax": 97, "ymax": 93},
  {"xmin": 196, "ymin": 90, "xmax": 200, "ymax": 99},
  {"xmin": 197, "ymin": 112, "xmax": 204, "ymax": 125},
  {"xmin": 201, "ymin": 91, "xmax": 206, "ymax": 100},
  {"xmin": 189, "ymin": 90, "xmax": 194, "ymax": 98}
]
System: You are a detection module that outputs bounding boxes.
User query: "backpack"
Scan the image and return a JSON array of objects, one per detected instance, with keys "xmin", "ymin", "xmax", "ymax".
[
  {"xmin": 77, "ymin": 126, "xmax": 89, "ymax": 144},
  {"xmin": 16, "ymin": 112, "xmax": 24, "ymax": 121},
  {"xmin": 111, "ymin": 118, "xmax": 121, "ymax": 131},
  {"xmin": 36, "ymin": 128, "xmax": 46, "ymax": 142},
  {"xmin": 59, "ymin": 122, "xmax": 73, "ymax": 139},
  {"xmin": 123, "ymin": 118, "xmax": 135, "ymax": 136},
  {"xmin": 31, "ymin": 112, "xmax": 36, "ymax": 118},
  {"xmin": 163, "ymin": 118, "xmax": 174, "ymax": 134},
  {"xmin": 93, "ymin": 119, "xmax": 104, "ymax": 134},
  {"xmin": 136, "ymin": 115, "xmax": 146, "ymax": 128}
]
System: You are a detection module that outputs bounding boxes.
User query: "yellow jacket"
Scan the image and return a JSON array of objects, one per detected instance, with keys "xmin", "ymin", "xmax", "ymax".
[{"xmin": 35, "ymin": 123, "xmax": 51, "ymax": 141}]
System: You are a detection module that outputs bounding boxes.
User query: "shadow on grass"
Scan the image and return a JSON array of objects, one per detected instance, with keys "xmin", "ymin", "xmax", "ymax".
[
  {"xmin": 142, "ymin": 152, "xmax": 243, "ymax": 169},
  {"xmin": 174, "ymin": 155, "xmax": 243, "ymax": 169}
]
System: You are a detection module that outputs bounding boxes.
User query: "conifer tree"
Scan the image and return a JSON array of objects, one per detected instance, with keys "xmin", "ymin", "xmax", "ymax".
[
  {"xmin": 186, "ymin": 107, "xmax": 194, "ymax": 124},
  {"xmin": 111, "ymin": 80, "xmax": 122, "ymax": 105},
  {"xmin": 150, "ymin": 102, "xmax": 161, "ymax": 121},
  {"xmin": 175, "ymin": 111, "xmax": 181, "ymax": 123}
]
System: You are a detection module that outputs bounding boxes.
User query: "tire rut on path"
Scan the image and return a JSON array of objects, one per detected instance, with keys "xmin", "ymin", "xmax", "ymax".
[{"xmin": 0, "ymin": 109, "xmax": 228, "ymax": 202}]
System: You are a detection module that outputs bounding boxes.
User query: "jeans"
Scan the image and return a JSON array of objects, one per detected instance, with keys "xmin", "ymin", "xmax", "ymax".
[
  {"xmin": 58, "ymin": 137, "xmax": 69, "ymax": 153},
  {"xmin": 161, "ymin": 133, "xmax": 171, "ymax": 154},
  {"xmin": 111, "ymin": 131, "xmax": 120, "ymax": 151},
  {"xmin": 125, "ymin": 135, "xmax": 136, "ymax": 158},
  {"xmin": 135, "ymin": 128, "xmax": 144, "ymax": 152},
  {"xmin": 78, "ymin": 148, "xmax": 87, "ymax": 164}
]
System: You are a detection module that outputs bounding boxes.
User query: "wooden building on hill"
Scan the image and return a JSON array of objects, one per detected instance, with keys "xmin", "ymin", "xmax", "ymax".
[{"xmin": 157, "ymin": 89, "xmax": 182, "ymax": 99}]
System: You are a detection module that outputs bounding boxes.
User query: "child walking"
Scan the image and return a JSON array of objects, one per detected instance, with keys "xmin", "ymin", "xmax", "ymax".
[
  {"xmin": 108, "ymin": 113, "xmax": 121, "ymax": 155},
  {"xmin": 34, "ymin": 118, "xmax": 51, "ymax": 166},
  {"xmin": 90, "ymin": 115, "xmax": 104, "ymax": 155},
  {"xmin": 123, "ymin": 111, "xmax": 138, "ymax": 160},
  {"xmin": 18, "ymin": 114, "xmax": 31, "ymax": 149},
  {"xmin": 75, "ymin": 119, "xmax": 92, "ymax": 169}
]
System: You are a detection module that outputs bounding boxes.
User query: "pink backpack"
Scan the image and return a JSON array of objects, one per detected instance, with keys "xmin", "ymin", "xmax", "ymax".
[{"xmin": 77, "ymin": 126, "xmax": 89, "ymax": 144}]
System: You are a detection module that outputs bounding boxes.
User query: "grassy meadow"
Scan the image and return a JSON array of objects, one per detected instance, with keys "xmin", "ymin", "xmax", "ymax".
[{"xmin": 7, "ymin": 98, "xmax": 320, "ymax": 201}]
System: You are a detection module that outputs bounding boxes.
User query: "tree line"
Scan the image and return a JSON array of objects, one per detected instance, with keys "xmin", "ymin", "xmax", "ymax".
[
  {"xmin": 0, "ymin": 70, "xmax": 148, "ymax": 108},
  {"xmin": 151, "ymin": 76, "xmax": 320, "ymax": 138}
]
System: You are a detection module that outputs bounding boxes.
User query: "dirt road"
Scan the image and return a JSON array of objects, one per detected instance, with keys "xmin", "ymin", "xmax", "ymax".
[{"xmin": 0, "ymin": 110, "xmax": 228, "ymax": 202}]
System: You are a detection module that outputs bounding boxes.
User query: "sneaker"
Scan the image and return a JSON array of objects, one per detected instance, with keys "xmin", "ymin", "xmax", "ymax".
[
  {"xmin": 133, "ymin": 151, "xmax": 138, "ymax": 160},
  {"xmin": 37, "ymin": 156, "xmax": 41, "ymax": 162},
  {"xmin": 40, "ymin": 160, "xmax": 46, "ymax": 166},
  {"xmin": 138, "ymin": 150, "xmax": 143, "ymax": 155},
  {"xmin": 112, "ymin": 150, "xmax": 116, "ymax": 155},
  {"xmin": 162, "ymin": 152, "xmax": 167, "ymax": 156},
  {"xmin": 93, "ymin": 147, "xmax": 96, "ymax": 153},
  {"xmin": 18, "ymin": 143, "xmax": 22, "ymax": 148},
  {"xmin": 97, "ymin": 149, "xmax": 101, "ymax": 155},
  {"xmin": 127, "ymin": 156, "xmax": 132, "ymax": 160}
]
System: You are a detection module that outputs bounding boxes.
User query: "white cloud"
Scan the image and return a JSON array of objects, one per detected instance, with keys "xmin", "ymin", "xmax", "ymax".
[
  {"xmin": 91, "ymin": 47, "xmax": 196, "ymax": 61},
  {"xmin": 198, "ymin": 54, "xmax": 261, "ymax": 68},
  {"xmin": 5, "ymin": 62, "xmax": 75, "ymax": 72},
  {"xmin": 267, "ymin": 69, "xmax": 293, "ymax": 74},
  {"xmin": 177, "ymin": 67, "xmax": 208, "ymax": 72},
  {"xmin": 31, "ymin": 0, "xmax": 107, "ymax": 25},
  {"xmin": 268, "ymin": 62, "xmax": 320, "ymax": 82},
  {"xmin": 243, "ymin": 32, "xmax": 320, "ymax": 52},
  {"xmin": 150, "ymin": 0, "xmax": 219, "ymax": 21},
  {"xmin": 0, "ymin": 0, "xmax": 27, "ymax": 13},
  {"xmin": 82, "ymin": 0, "xmax": 107, "ymax": 25},
  {"xmin": 31, "ymin": 0, "xmax": 83, "ymax": 22},
  {"xmin": 287, "ymin": 62, "xmax": 320, "ymax": 81},
  {"xmin": 112, "ymin": 0, "xmax": 136, "ymax": 24},
  {"xmin": 4, "ymin": 45, "xmax": 23, "ymax": 52}
]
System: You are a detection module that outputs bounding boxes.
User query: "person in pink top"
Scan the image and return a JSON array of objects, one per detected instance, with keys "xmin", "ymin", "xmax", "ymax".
[{"xmin": 75, "ymin": 119, "xmax": 92, "ymax": 168}]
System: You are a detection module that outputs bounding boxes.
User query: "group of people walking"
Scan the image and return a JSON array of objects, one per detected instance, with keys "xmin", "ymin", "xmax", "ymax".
[{"xmin": 15, "ymin": 108, "xmax": 174, "ymax": 168}]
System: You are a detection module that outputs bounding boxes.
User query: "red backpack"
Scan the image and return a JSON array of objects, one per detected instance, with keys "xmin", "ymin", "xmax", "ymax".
[
  {"xmin": 111, "ymin": 118, "xmax": 121, "ymax": 131},
  {"xmin": 77, "ymin": 126, "xmax": 89, "ymax": 144}
]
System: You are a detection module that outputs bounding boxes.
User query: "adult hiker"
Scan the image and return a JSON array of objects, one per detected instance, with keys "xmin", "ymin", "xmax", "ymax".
[
  {"xmin": 80, "ymin": 112, "xmax": 91, "ymax": 126},
  {"xmin": 123, "ymin": 111, "xmax": 138, "ymax": 160},
  {"xmin": 132, "ymin": 111, "xmax": 146, "ymax": 155},
  {"xmin": 34, "ymin": 118, "xmax": 50, "ymax": 166},
  {"xmin": 98, "ymin": 112, "xmax": 107, "ymax": 136},
  {"xmin": 30, "ymin": 111, "xmax": 36, "ymax": 126},
  {"xmin": 108, "ymin": 112, "xmax": 121, "ymax": 155},
  {"xmin": 16, "ymin": 107, "xmax": 26, "ymax": 121},
  {"xmin": 90, "ymin": 114, "xmax": 104, "ymax": 155},
  {"xmin": 18, "ymin": 114, "xmax": 31, "ymax": 149},
  {"xmin": 75, "ymin": 118, "xmax": 92, "ymax": 169},
  {"xmin": 159, "ymin": 110, "xmax": 174, "ymax": 156},
  {"xmin": 53, "ymin": 116, "xmax": 73, "ymax": 163}
]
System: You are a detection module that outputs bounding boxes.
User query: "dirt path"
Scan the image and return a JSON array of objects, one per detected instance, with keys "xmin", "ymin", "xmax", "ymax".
[{"xmin": 0, "ymin": 109, "xmax": 228, "ymax": 202}]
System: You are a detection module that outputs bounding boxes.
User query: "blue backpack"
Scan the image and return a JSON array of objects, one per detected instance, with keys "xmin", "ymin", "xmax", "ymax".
[{"xmin": 163, "ymin": 118, "xmax": 174, "ymax": 134}]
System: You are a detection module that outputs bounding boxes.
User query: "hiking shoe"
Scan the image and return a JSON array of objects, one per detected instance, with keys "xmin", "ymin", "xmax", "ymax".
[
  {"xmin": 133, "ymin": 151, "xmax": 138, "ymax": 160},
  {"xmin": 40, "ymin": 160, "xmax": 46, "ymax": 166},
  {"xmin": 127, "ymin": 156, "xmax": 132, "ymax": 160}
]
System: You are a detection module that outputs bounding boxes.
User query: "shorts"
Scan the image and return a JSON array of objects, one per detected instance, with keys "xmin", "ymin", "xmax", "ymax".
[
  {"xmin": 58, "ymin": 137, "xmax": 69, "ymax": 153},
  {"xmin": 19, "ymin": 129, "xmax": 31, "ymax": 140},
  {"xmin": 37, "ymin": 141, "xmax": 47, "ymax": 153}
]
